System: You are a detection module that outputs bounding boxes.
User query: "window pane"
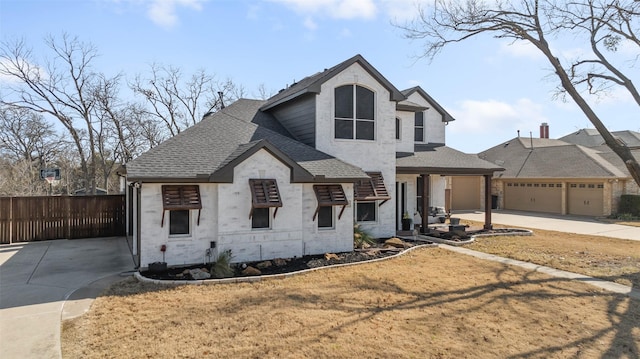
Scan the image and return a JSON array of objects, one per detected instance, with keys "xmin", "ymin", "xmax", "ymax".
[
  {"xmin": 335, "ymin": 85, "xmax": 353, "ymax": 118},
  {"xmin": 355, "ymin": 86, "xmax": 374, "ymax": 120},
  {"xmin": 395, "ymin": 118, "xmax": 401, "ymax": 140},
  {"xmin": 414, "ymin": 127, "xmax": 424, "ymax": 142},
  {"xmin": 355, "ymin": 120, "xmax": 374, "ymax": 140},
  {"xmin": 356, "ymin": 202, "xmax": 376, "ymax": 222},
  {"xmin": 169, "ymin": 210, "xmax": 190, "ymax": 235},
  {"xmin": 318, "ymin": 206, "xmax": 333, "ymax": 228},
  {"xmin": 335, "ymin": 119, "xmax": 354, "ymax": 139},
  {"xmin": 414, "ymin": 112, "xmax": 424, "ymax": 126},
  {"xmin": 252, "ymin": 207, "xmax": 270, "ymax": 229}
]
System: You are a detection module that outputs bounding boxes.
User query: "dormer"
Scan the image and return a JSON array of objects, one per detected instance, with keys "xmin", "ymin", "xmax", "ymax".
[{"xmin": 400, "ymin": 86, "xmax": 455, "ymax": 148}]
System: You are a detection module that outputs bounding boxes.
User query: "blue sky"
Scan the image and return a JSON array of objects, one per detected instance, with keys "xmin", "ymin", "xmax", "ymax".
[{"xmin": 1, "ymin": 0, "xmax": 637, "ymax": 153}]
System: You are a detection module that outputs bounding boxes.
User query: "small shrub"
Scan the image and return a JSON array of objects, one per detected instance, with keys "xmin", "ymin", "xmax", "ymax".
[
  {"xmin": 616, "ymin": 213, "xmax": 638, "ymax": 221},
  {"xmin": 210, "ymin": 250, "xmax": 234, "ymax": 278},
  {"xmin": 354, "ymin": 224, "xmax": 375, "ymax": 249},
  {"xmin": 618, "ymin": 195, "xmax": 640, "ymax": 217}
]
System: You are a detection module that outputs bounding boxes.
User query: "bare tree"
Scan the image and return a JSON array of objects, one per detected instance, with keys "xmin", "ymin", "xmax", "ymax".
[
  {"xmin": 400, "ymin": 0, "xmax": 640, "ymax": 186},
  {"xmin": 0, "ymin": 106, "xmax": 62, "ymax": 164},
  {"xmin": 0, "ymin": 34, "xmax": 120, "ymax": 194},
  {"xmin": 130, "ymin": 64, "xmax": 245, "ymax": 137}
]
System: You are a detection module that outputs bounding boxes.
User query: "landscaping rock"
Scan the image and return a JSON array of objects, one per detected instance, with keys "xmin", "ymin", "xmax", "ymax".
[
  {"xmin": 242, "ymin": 266, "xmax": 262, "ymax": 276},
  {"xmin": 189, "ymin": 268, "xmax": 211, "ymax": 280},
  {"xmin": 384, "ymin": 238, "xmax": 406, "ymax": 248},
  {"xmin": 256, "ymin": 261, "xmax": 272, "ymax": 269},
  {"xmin": 324, "ymin": 253, "xmax": 339, "ymax": 261},
  {"xmin": 273, "ymin": 258, "xmax": 288, "ymax": 267}
]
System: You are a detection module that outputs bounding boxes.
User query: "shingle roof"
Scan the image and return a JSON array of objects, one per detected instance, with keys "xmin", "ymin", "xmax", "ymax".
[
  {"xmin": 478, "ymin": 137, "xmax": 627, "ymax": 178},
  {"xmin": 396, "ymin": 144, "xmax": 503, "ymax": 175},
  {"xmin": 560, "ymin": 129, "xmax": 640, "ymax": 148},
  {"xmin": 127, "ymin": 99, "xmax": 368, "ymax": 182},
  {"xmin": 401, "ymin": 87, "xmax": 456, "ymax": 123},
  {"xmin": 260, "ymin": 54, "xmax": 405, "ymax": 111}
]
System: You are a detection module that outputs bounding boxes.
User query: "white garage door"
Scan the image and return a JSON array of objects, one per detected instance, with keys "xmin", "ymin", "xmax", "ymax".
[
  {"xmin": 568, "ymin": 183, "xmax": 604, "ymax": 216},
  {"xmin": 504, "ymin": 182, "xmax": 562, "ymax": 214}
]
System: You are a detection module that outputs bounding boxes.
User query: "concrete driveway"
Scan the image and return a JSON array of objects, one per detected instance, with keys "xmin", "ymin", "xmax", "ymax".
[
  {"xmin": 454, "ymin": 210, "xmax": 640, "ymax": 241},
  {"xmin": 0, "ymin": 237, "xmax": 135, "ymax": 359}
]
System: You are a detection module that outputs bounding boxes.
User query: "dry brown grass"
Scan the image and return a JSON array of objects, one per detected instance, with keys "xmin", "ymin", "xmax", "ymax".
[
  {"xmin": 62, "ymin": 245, "xmax": 640, "ymax": 358},
  {"xmin": 463, "ymin": 220, "xmax": 640, "ymax": 288}
]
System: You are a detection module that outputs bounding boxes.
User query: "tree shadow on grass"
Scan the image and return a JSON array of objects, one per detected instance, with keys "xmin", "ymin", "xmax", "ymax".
[
  {"xmin": 259, "ymin": 264, "xmax": 639, "ymax": 358},
  {"xmin": 89, "ymin": 250, "xmax": 639, "ymax": 358}
]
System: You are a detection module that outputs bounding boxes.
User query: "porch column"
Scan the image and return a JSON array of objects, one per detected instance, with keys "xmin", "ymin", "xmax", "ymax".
[
  {"xmin": 484, "ymin": 174, "xmax": 493, "ymax": 230},
  {"xmin": 421, "ymin": 174, "xmax": 430, "ymax": 233}
]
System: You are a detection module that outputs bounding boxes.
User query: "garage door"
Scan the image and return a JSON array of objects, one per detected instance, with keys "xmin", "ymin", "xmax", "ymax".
[
  {"xmin": 568, "ymin": 183, "xmax": 604, "ymax": 216},
  {"xmin": 504, "ymin": 182, "xmax": 562, "ymax": 214},
  {"xmin": 451, "ymin": 176, "xmax": 481, "ymax": 210}
]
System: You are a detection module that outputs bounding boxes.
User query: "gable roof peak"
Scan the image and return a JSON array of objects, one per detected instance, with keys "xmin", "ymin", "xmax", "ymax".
[
  {"xmin": 260, "ymin": 54, "xmax": 405, "ymax": 111},
  {"xmin": 401, "ymin": 86, "xmax": 455, "ymax": 123}
]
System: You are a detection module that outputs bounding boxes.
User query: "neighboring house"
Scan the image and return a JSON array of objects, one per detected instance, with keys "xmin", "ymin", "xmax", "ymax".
[
  {"xmin": 125, "ymin": 54, "xmax": 503, "ymax": 268},
  {"xmin": 476, "ymin": 124, "xmax": 640, "ymax": 217}
]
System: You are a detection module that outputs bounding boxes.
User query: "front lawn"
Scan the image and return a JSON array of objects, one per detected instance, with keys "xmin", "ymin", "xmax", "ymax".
[{"xmin": 62, "ymin": 232, "xmax": 640, "ymax": 358}]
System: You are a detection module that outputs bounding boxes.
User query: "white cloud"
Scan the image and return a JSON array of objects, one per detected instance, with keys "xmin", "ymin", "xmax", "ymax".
[
  {"xmin": 448, "ymin": 98, "xmax": 548, "ymax": 137},
  {"xmin": 146, "ymin": 0, "xmax": 206, "ymax": 28},
  {"xmin": 498, "ymin": 40, "xmax": 544, "ymax": 60},
  {"xmin": 304, "ymin": 17, "xmax": 318, "ymax": 30},
  {"xmin": 339, "ymin": 28, "xmax": 352, "ymax": 38},
  {"xmin": 380, "ymin": 0, "xmax": 429, "ymax": 22},
  {"xmin": 270, "ymin": 0, "xmax": 377, "ymax": 20},
  {"xmin": 0, "ymin": 58, "xmax": 47, "ymax": 85}
]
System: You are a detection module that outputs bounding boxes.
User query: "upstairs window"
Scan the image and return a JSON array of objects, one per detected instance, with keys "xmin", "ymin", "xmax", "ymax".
[
  {"xmin": 335, "ymin": 85, "xmax": 375, "ymax": 140},
  {"xmin": 395, "ymin": 117, "xmax": 401, "ymax": 140},
  {"xmin": 414, "ymin": 111, "xmax": 425, "ymax": 142}
]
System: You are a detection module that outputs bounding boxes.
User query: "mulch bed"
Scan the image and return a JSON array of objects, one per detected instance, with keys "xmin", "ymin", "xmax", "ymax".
[
  {"xmin": 139, "ymin": 238, "xmax": 431, "ymax": 281},
  {"xmin": 139, "ymin": 228, "xmax": 530, "ymax": 281}
]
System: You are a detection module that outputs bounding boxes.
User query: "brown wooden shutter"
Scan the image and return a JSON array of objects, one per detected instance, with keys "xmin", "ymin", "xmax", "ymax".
[
  {"xmin": 249, "ymin": 179, "xmax": 282, "ymax": 219},
  {"xmin": 354, "ymin": 172, "xmax": 390, "ymax": 205},
  {"xmin": 312, "ymin": 184, "xmax": 349, "ymax": 220},
  {"xmin": 161, "ymin": 185, "xmax": 202, "ymax": 227}
]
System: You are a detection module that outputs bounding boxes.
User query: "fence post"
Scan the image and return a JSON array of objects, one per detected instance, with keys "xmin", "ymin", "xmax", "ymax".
[{"xmin": 9, "ymin": 197, "xmax": 13, "ymax": 244}]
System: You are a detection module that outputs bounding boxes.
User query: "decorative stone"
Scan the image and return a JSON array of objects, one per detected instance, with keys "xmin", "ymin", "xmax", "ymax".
[
  {"xmin": 273, "ymin": 258, "xmax": 288, "ymax": 267},
  {"xmin": 384, "ymin": 238, "xmax": 406, "ymax": 248},
  {"xmin": 324, "ymin": 253, "xmax": 339, "ymax": 261},
  {"xmin": 189, "ymin": 268, "xmax": 211, "ymax": 280},
  {"xmin": 241, "ymin": 266, "xmax": 262, "ymax": 276},
  {"xmin": 256, "ymin": 261, "xmax": 272, "ymax": 269}
]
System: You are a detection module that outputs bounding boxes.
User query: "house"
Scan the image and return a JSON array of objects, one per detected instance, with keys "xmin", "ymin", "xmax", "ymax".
[
  {"xmin": 125, "ymin": 54, "xmax": 503, "ymax": 268},
  {"xmin": 476, "ymin": 124, "xmax": 640, "ymax": 216}
]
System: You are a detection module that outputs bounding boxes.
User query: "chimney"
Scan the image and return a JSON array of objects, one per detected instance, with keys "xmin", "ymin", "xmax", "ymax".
[{"xmin": 540, "ymin": 122, "xmax": 549, "ymax": 139}]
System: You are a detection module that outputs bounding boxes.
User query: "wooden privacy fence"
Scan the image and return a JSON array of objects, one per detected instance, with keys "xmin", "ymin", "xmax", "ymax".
[{"xmin": 0, "ymin": 195, "xmax": 125, "ymax": 244}]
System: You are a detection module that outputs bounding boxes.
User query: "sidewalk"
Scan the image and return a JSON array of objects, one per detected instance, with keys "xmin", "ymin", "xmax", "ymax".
[
  {"xmin": 453, "ymin": 210, "xmax": 640, "ymax": 241},
  {"xmin": 440, "ymin": 244, "xmax": 640, "ymax": 301}
]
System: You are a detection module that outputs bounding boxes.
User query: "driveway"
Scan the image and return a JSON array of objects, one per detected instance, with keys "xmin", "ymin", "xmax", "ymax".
[
  {"xmin": 0, "ymin": 237, "xmax": 135, "ymax": 359},
  {"xmin": 453, "ymin": 210, "xmax": 640, "ymax": 241}
]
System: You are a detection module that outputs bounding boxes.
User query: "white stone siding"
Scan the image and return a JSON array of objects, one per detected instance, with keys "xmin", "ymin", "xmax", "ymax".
[
  {"xmin": 315, "ymin": 62, "xmax": 397, "ymax": 238},
  {"xmin": 138, "ymin": 149, "xmax": 355, "ymax": 267},
  {"xmin": 139, "ymin": 183, "xmax": 218, "ymax": 268},
  {"xmin": 301, "ymin": 183, "xmax": 355, "ymax": 255},
  {"xmin": 216, "ymin": 149, "xmax": 304, "ymax": 263},
  {"xmin": 395, "ymin": 110, "xmax": 415, "ymax": 153},
  {"xmin": 405, "ymin": 92, "xmax": 446, "ymax": 144}
]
